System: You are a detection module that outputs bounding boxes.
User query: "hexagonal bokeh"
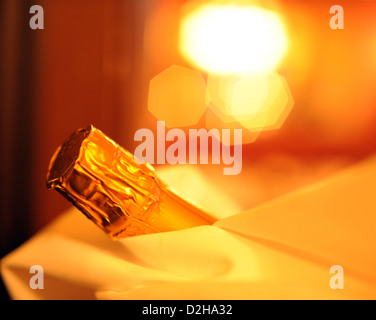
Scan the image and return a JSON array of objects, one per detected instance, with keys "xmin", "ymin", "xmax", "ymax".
[
  {"xmin": 148, "ymin": 65, "xmax": 209, "ymax": 128},
  {"xmin": 205, "ymin": 106, "xmax": 261, "ymax": 146},
  {"xmin": 207, "ymin": 72, "xmax": 294, "ymax": 134}
]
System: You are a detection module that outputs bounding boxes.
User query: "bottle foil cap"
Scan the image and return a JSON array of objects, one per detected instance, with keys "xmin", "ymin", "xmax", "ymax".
[{"xmin": 47, "ymin": 125, "xmax": 161, "ymax": 238}]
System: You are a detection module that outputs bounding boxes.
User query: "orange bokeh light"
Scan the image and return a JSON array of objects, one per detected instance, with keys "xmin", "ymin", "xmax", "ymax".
[
  {"xmin": 148, "ymin": 65, "xmax": 209, "ymax": 128},
  {"xmin": 205, "ymin": 106, "xmax": 261, "ymax": 146},
  {"xmin": 207, "ymin": 72, "xmax": 294, "ymax": 135}
]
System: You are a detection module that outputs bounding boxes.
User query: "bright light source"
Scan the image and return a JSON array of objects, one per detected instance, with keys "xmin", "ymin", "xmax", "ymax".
[{"xmin": 180, "ymin": 5, "xmax": 288, "ymax": 75}]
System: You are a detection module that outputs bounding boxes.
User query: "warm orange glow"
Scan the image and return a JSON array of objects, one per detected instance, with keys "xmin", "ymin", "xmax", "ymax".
[
  {"xmin": 179, "ymin": 4, "xmax": 288, "ymax": 75},
  {"xmin": 207, "ymin": 72, "xmax": 294, "ymax": 134},
  {"xmin": 228, "ymin": 76, "xmax": 269, "ymax": 116},
  {"xmin": 205, "ymin": 107, "xmax": 261, "ymax": 146},
  {"xmin": 148, "ymin": 65, "xmax": 209, "ymax": 128}
]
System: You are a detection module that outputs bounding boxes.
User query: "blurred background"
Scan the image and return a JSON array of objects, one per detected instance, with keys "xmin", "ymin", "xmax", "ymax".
[{"xmin": 1, "ymin": 0, "xmax": 376, "ymax": 299}]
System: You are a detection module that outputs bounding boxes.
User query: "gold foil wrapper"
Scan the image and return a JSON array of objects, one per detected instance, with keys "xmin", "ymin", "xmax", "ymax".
[{"xmin": 46, "ymin": 125, "xmax": 215, "ymax": 239}]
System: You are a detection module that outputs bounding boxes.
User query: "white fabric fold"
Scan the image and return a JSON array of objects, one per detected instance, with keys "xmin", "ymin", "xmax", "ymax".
[{"xmin": 1, "ymin": 160, "xmax": 376, "ymax": 299}]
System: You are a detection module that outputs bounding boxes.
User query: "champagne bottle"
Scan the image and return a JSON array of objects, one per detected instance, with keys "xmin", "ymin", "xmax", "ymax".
[{"xmin": 46, "ymin": 125, "xmax": 215, "ymax": 239}]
